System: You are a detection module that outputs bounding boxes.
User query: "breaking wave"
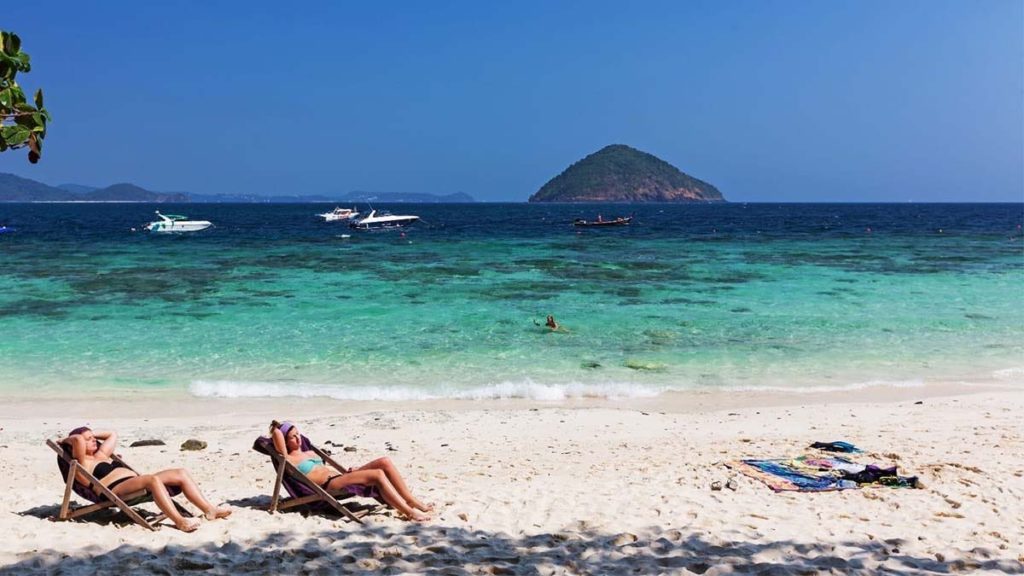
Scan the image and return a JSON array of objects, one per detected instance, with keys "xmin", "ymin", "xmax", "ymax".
[
  {"xmin": 189, "ymin": 379, "xmax": 665, "ymax": 401},
  {"xmin": 188, "ymin": 376, "xmax": 958, "ymax": 401}
]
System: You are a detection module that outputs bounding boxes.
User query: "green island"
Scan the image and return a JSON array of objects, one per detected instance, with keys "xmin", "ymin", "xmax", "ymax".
[{"xmin": 529, "ymin": 144, "xmax": 725, "ymax": 203}]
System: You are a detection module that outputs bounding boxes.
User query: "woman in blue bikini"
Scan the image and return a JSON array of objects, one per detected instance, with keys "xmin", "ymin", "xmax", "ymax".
[
  {"xmin": 61, "ymin": 427, "xmax": 231, "ymax": 532},
  {"xmin": 271, "ymin": 421, "xmax": 432, "ymax": 521}
]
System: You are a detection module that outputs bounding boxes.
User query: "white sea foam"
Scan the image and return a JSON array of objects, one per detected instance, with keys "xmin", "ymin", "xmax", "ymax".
[
  {"xmin": 189, "ymin": 379, "xmax": 664, "ymax": 401},
  {"xmin": 992, "ymin": 367, "xmax": 1024, "ymax": 382},
  {"xmin": 448, "ymin": 380, "xmax": 664, "ymax": 401},
  {"xmin": 726, "ymin": 378, "xmax": 927, "ymax": 394},
  {"xmin": 189, "ymin": 376, "xmax": 942, "ymax": 401},
  {"xmin": 190, "ymin": 380, "xmax": 434, "ymax": 401}
]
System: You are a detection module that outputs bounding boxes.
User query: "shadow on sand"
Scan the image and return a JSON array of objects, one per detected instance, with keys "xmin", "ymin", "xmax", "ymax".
[{"xmin": 2, "ymin": 523, "xmax": 1021, "ymax": 575}]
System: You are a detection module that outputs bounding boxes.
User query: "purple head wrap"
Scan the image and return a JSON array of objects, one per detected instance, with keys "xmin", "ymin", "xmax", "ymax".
[{"xmin": 278, "ymin": 421, "xmax": 295, "ymax": 437}]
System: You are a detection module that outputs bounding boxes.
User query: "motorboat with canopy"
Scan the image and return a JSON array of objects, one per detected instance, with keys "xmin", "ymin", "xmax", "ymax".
[
  {"xmin": 349, "ymin": 209, "xmax": 420, "ymax": 231},
  {"xmin": 145, "ymin": 211, "xmax": 212, "ymax": 233},
  {"xmin": 318, "ymin": 207, "xmax": 360, "ymax": 222}
]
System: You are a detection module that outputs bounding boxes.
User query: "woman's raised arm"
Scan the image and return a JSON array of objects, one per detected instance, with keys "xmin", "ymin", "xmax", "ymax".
[
  {"xmin": 63, "ymin": 434, "xmax": 88, "ymax": 462},
  {"xmin": 271, "ymin": 427, "xmax": 287, "ymax": 455},
  {"xmin": 94, "ymin": 430, "xmax": 118, "ymax": 458}
]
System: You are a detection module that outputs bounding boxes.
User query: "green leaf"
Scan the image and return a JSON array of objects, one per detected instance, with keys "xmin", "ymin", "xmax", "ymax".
[
  {"xmin": 0, "ymin": 87, "xmax": 11, "ymax": 108},
  {"xmin": 2, "ymin": 32, "xmax": 20, "ymax": 55},
  {"xmin": 19, "ymin": 112, "xmax": 46, "ymax": 132},
  {"xmin": 13, "ymin": 126, "xmax": 31, "ymax": 144},
  {"xmin": 1, "ymin": 124, "xmax": 31, "ymax": 146},
  {"xmin": 33, "ymin": 88, "xmax": 42, "ymax": 108}
]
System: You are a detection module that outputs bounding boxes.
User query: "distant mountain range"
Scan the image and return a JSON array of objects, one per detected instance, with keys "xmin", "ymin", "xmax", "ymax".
[
  {"xmin": 0, "ymin": 174, "xmax": 188, "ymax": 202},
  {"xmin": 0, "ymin": 173, "xmax": 476, "ymax": 203},
  {"xmin": 529, "ymin": 144, "xmax": 724, "ymax": 203},
  {"xmin": 189, "ymin": 191, "xmax": 475, "ymax": 203},
  {"xmin": 337, "ymin": 191, "xmax": 474, "ymax": 203}
]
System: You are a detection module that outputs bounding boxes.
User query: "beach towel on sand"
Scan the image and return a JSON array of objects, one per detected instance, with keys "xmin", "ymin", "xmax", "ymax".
[
  {"xmin": 728, "ymin": 455, "xmax": 919, "ymax": 492},
  {"xmin": 728, "ymin": 458, "xmax": 858, "ymax": 492}
]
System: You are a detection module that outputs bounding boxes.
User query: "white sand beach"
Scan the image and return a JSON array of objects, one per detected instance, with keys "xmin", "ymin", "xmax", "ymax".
[{"xmin": 1, "ymin": 385, "xmax": 1022, "ymax": 575}]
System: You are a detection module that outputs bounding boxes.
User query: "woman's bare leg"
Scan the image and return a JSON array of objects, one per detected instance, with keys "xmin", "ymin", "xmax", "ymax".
[
  {"xmin": 111, "ymin": 475, "xmax": 199, "ymax": 532},
  {"xmin": 155, "ymin": 468, "xmax": 231, "ymax": 520},
  {"xmin": 356, "ymin": 457, "xmax": 433, "ymax": 512},
  {"xmin": 328, "ymin": 469, "xmax": 429, "ymax": 521}
]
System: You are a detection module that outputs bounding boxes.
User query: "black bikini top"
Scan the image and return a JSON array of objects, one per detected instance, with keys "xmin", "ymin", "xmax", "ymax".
[{"xmin": 93, "ymin": 460, "xmax": 129, "ymax": 480}]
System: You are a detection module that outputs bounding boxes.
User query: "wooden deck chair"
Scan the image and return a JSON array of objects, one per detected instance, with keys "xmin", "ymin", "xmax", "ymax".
[
  {"xmin": 252, "ymin": 422, "xmax": 381, "ymax": 523},
  {"xmin": 47, "ymin": 439, "xmax": 193, "ymax": 531}
]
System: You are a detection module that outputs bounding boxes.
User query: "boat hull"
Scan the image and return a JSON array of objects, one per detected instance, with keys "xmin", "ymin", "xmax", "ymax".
[
  {"xmin": 322, "ymin": 214, "xmax": 354, "ymax": 222},
  {"xmin": 319, "ymin": 209, "xmax": 360, "ymax": 222},
  {"xmin": 349, "ymin": 217, "xmax": 419, "ymax": 230},
  {"xmin": 146, "ymin": 221, "xmax": 212, "ymax": 233},
  {"xmin": 573, "ymin": 217, "xmax": 632, "ymax": 227},
  {"xmin": 349, "ymin": 209, "xmax": 420, "ymax": 231}
]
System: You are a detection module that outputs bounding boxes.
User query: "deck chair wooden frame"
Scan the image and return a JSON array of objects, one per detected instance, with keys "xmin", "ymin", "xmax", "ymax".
[
  {"xmin": 47, "ymin": 439, "xmax": 192, "ymax": 531},
  {"xmin": 255, "ymin": 421, "xmax": 369, "ymax": 523}
]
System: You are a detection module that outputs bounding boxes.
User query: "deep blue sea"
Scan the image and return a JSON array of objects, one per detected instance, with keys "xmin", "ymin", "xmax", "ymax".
[{"xmin": 0, "ymin": 202, "xmax": 1021, "ymax": 401}]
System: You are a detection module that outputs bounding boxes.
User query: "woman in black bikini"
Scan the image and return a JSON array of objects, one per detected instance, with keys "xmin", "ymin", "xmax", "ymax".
[
  {"xmin": 61, "ymin": 427, "xmax": 231, "ymax": 532},
  {"xmin": 271, "ymin": 421, "xmax": 432, "ymax": 521}
]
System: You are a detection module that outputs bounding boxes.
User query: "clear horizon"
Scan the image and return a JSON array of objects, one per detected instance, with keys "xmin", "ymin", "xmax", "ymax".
[{"xmin": 1, "ymin": 1, "xmax": 1021, "ymax": 202}]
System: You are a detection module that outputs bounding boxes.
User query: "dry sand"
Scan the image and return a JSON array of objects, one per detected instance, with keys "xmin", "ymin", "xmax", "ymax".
[{"xmin": 1, "ymin": 386, "xmax": 1022, "ymax": 575}]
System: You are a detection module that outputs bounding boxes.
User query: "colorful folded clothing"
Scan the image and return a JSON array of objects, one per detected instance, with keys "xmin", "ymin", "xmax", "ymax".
[
  {"xmin": 809, "ymin": 441, "xmax": 862, "ymax": 453},
  {"xmin": 801, "ymin": 455, "xmax": 919, "ymax": 488}
]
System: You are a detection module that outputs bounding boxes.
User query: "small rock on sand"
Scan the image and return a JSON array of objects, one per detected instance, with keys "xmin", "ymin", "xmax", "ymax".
[
  {"xmin": 180, "ymin": 439, "xmax": 207, "ymax": 451},
  {"xmin": 130, "ymin": 439, "xmax": 166, "ymax": 447}
]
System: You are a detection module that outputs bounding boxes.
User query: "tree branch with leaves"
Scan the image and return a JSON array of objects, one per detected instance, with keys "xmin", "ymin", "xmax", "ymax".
[{"xmin": 1, "ymin": 30, "xmax": 50, "ymax": 163}]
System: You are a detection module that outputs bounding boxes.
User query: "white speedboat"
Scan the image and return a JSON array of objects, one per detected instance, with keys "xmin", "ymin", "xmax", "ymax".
[
  {"xmin": 349, "ymin": 209, "xmax": 420, "ymax": 231},
  {"xmin": 145, "ymin": 211, "xmax": 212, "ymax": 233},
  {"xmin": 318, "ymin": 206, "xmax": 360, "ymax": 222}
]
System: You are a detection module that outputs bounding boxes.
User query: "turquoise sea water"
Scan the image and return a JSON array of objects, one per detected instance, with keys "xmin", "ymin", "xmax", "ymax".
[{"xmin": 0, "ymin": 203, "xmax": 1021, "ymax": 400}]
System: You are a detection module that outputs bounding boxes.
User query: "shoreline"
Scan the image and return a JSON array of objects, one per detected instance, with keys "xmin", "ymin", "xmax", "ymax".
[
  {"xmin": 4, "ymin": 359, "xmax": 1020, "ymax": 411},
  {"xmin": 0, "ymin": 379, "xmax": 1016, "ymax": 423}
]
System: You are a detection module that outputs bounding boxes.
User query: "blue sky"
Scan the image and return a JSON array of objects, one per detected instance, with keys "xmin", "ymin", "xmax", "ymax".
[{"xmin": 1, "ymin": 1, "xmax": 1021, "ymax": 201}]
